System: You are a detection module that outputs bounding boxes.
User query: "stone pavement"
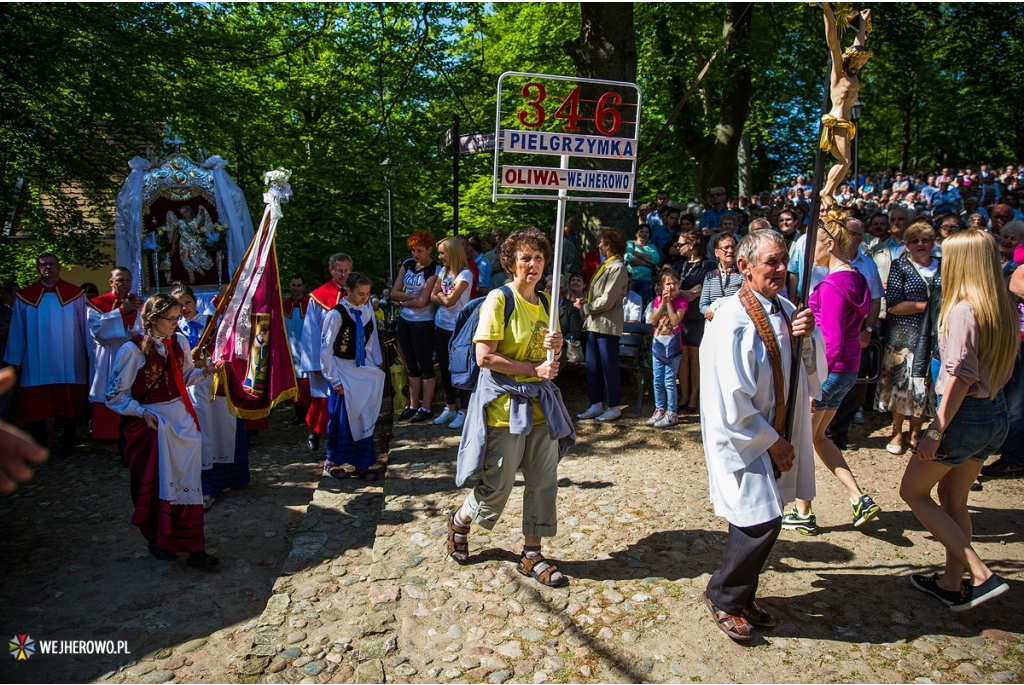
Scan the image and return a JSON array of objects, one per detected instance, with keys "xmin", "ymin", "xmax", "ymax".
[{"xmin": 3, "ymin": 396, "xmax": 1024, "ymax": 683}]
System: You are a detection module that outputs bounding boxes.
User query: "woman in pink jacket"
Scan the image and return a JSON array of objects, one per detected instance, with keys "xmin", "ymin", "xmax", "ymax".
[{"xmin": 782, "ymin": 222, "xmax": 880, "ymax": 536}]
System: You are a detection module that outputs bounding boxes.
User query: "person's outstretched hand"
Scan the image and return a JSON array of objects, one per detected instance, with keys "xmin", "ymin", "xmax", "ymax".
[{"xmin": 0, "ymin": 367, "xmax": 48, "ymax": 493}]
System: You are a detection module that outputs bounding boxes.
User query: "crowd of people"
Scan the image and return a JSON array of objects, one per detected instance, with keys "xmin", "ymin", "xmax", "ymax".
[{"xmin": 1, "ymin": 161, "xmax": 1022, "ymax": 640}]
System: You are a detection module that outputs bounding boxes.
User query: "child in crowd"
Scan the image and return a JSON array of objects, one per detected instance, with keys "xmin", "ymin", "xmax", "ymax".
[{"xmin": 647, "ymin": 266, "xmax": 687, "ymax": 428}]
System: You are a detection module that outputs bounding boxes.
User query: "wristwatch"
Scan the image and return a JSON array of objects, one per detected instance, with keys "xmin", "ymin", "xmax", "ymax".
[
  {"xmin": 864, "ymin": 325, "xmax": 874, "ymax": 333},
  {"xmin": 923, "ymin": 428, "xmax": 943, "ymax": 442}
]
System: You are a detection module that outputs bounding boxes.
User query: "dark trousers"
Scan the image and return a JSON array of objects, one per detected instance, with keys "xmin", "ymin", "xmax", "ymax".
[
  {"xmin": 999, "ymin": 342, "xmax": 1024, "ymax": 463},
  {"xmin": 24, "ymin": 417, "xmax": 77, "ymax": 453},
  {"xmin": 706, "ymin": 516, "xmax": 782, "ymax": 614},
  {"xmin": 585, "ymin": 332, "xmax": 621, "ymax": 406}
]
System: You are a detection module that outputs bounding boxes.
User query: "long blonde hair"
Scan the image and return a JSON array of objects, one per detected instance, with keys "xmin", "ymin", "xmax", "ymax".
[
  {"xmin": 438, "ymin": 237, "xmax": 468, "ymax": 279},
  {"xmin": 938, "ymin": 229, "xmax": 1018, "ymax": 398}
]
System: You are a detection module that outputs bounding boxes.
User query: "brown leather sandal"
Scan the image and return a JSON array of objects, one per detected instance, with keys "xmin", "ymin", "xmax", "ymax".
[
  {"xmin": 517, "ymin": 552, "xmax": 569, "ymax": 587},
  {"xmin": 704, "ymin": 592, "xmax": 752, "ymax": 640},
  {"xmin": 742, "ymin": 600, "xmax": 779, "ymax": 628},
  {"xmin": 446, "ymin": 510, "xmax": 470, "ymax": 564}
]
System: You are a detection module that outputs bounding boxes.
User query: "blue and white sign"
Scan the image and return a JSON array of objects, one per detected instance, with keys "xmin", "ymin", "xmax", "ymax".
[{"xmin": 492, "ymin": 72, "xmax": 642, "ymax": 205}]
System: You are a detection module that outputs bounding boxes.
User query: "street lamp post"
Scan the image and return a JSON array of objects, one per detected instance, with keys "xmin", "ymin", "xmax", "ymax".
[
  {"xmin": 851, "ymin": 99, "xmax": 864, "ymax": 195},
  {"xmin": 380, "ymin": 158, "xmax": 396, "ymax": 287}
]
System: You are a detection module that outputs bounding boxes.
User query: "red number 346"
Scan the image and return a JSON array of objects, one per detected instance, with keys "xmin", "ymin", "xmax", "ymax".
[{"xmin": 517, "ymin": 82, "xmax": 625, "ymax": 136}]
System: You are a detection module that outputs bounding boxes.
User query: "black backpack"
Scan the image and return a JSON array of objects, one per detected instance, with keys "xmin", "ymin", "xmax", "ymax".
[{"xmin": 448, "ymin": 284, "xmax": 549, "ymax": 391}]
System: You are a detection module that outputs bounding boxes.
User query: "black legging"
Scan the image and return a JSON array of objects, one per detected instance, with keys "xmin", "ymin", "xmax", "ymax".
[
  {"xmin": 396, "ymin": 318, "xmax": 436, "ymax": 379},
  {"xmin": 434, "ymin": 326, "xmax": 471, "ymax": 407}
]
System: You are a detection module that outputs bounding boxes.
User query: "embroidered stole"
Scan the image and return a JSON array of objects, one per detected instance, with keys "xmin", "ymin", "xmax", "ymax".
[{"xmin": 737, "ymin": 285, "xmax": 793, "ymax": 479}]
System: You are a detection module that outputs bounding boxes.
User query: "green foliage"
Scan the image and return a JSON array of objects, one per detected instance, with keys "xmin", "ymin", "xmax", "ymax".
[{"xmin": 3, "ymin": 2, "xmax": 1024, "ymax": 290}]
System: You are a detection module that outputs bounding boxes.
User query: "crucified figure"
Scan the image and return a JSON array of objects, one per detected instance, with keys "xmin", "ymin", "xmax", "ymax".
[{"xmin": 819, "ymin": 4, "xmax": 871, "ymax": 215}]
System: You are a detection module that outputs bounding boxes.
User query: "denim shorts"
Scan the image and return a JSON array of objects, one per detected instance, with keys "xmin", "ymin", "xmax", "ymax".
[
  {"xmin": 935, "ymin": 393, "xmax": 1009, "ymax": 467},
  {"xmin": 813, "ymin": 371, "xmax": 859, "ymax": 411}
]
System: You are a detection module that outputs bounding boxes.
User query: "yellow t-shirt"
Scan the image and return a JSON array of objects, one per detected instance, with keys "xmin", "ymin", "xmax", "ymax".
[{"xmin": 473, "ymin": 287, "xmax": 555, "ymax": 427}]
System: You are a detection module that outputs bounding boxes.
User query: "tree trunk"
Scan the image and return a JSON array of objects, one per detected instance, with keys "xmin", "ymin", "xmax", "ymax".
[
  {"xmin": 564, "ymin": 2, "xmax": 637, "ymax": 242},
  {"xmin": 690, "ymin": 3, "xmax": 753, "ymax": 203},
  {"xmin": 737, "ymin": 131, "xmax": 752, "ymax": 199}
]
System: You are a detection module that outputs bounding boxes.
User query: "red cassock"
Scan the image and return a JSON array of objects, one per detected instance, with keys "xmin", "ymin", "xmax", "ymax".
[{"xmin": 305, "ymin": 282, "xmax": 347, "ymax": 436}]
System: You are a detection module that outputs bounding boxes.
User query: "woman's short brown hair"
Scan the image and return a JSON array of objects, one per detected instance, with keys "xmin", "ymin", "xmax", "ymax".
[
  {"xmin": 903, "ymin": 221, "xmax": 936, "ymax": 245},
  {"xmin": 499, "ymin": 226, "xmax": 551, "ymax": 275},
  {"xmin": 598, "ymin": 228, "xmax": 627, "ymax": 257}
]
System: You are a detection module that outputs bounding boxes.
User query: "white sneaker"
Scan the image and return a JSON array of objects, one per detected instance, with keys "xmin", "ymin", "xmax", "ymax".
[
  {"xmin": 595, "ymin": 407, "xmax": 622, "ymax": 422},
  {"xmin": 654, "ymin": 411, "xmax": 679, "ymax": 428},
  {"xmin": 432, "ymin": 407, "xmax": 457, "ymax": 425},
  {"xmin": 854, "ymin": 409, "xmax": 866, "ymax": 424},
  {"xmin": 646, "ymin": 409, "xmax": 666, "ymax": 426},
  {"xmin": 577, "ymin": 405, "xmax": 606, "ymax": 420},
  {"xmin": 448, "ymin": 411, "xmax": 466, "ymax": 430}
]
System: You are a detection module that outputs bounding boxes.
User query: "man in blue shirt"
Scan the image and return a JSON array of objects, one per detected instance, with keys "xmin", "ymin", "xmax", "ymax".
[{"xmin": 699, "ymin": 187, "xmax": 729, "ymax": 231}]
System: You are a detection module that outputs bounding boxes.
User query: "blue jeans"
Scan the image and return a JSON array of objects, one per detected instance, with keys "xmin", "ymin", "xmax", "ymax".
[
  {"xmin": 652, "ymin": 355, "xmax": 681, "ymax": 412},
  {"xmin": 814, "ymin": 371, "xmax": 858, "ymax": 411},
  {"xmin": 935, "ymin": 393, "xmax": 1009, "ymax": 467}
]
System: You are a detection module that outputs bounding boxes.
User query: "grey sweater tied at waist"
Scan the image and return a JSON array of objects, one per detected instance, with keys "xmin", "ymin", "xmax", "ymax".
[{"xmin": 455, "ymin": 368, "xmax": 576, "ymax": 487}]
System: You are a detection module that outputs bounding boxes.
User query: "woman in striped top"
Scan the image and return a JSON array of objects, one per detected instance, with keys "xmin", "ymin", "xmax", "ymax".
[{"xmin": 699, "ymin": 232, "xmax": 745, "ymax": 321}]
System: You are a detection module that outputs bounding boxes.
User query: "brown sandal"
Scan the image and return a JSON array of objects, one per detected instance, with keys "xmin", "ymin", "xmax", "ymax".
[
  {"xmin": 704, "ymin": 592, "xmax": 752, "ymax": 640},
  {"xmin": 328, "ymin": 466, "xmax": 351, "ymax": 480},
  {"xmin": 517, "ymin": 551, "xmax": 569, "ymax": 587},
  {"xmin": 357, "ymin": 469, "xmax": 380, "ymax": 482},
  {"xmin": 446, "ymin": 510, "xmax": 470, "ymax": 564},
  {"xmin": 741, "ymin": 600, "xmax": 778, "ymax": 628}
]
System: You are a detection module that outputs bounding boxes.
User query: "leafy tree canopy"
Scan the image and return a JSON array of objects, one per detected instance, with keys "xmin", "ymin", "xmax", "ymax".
[{"xmin": 2, "ymin": 2, "xmax": 1022, "ymax": 286}]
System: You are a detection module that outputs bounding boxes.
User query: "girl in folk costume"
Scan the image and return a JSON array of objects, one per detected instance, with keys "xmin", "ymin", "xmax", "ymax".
[
  {"xmin": 320, "ymin": 272, "xmax": 385, "ymax": 482},
  {"xmin": 172, "ymin": 283, "xmax": 248, "ymax": 510},
  {"xmin": 105, "ymin": 293, "xmax": 219, "ymax": 569}
]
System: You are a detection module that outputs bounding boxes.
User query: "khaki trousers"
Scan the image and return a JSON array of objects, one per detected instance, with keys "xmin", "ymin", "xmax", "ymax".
[{"xmin": 465, "ymin": 427, "xmax": 558, "ymax": 537}]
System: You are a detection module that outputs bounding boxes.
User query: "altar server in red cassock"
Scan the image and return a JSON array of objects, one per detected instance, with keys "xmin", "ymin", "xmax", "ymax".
[
  {"xmin": 3, "ymin": 253, "xmax": 89, "ymax": 454},
  {"xmin": 298, "ymin": 253, "xmax": 351, "ymax": 451},
  {"xmin": 106, "ymin": 293, "xmax": 219, "ymax": 569},
  {"xmin": 87, "ymin": 267, "xmax": 143, "ymax": 440}
]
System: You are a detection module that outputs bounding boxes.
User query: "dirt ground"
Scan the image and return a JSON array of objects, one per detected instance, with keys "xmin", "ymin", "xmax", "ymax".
[{"xmin": 2, "ymin": 369, "xmax": 1023, "ymax": 683}]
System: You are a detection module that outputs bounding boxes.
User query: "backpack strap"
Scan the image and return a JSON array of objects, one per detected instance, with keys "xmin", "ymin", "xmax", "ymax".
[
  {"xmin": 498, "ymin": 284, "xmax": 550, "ymax": 327},
  {"xmin": 500, "ymin": 285, "xmax": 515, "ymax": 326}
]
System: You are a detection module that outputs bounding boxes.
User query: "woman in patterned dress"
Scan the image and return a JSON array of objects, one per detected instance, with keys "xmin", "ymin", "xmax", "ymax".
[{"xmin": 876, "ymin": 222, "xmax": 940, "ymax": 454}]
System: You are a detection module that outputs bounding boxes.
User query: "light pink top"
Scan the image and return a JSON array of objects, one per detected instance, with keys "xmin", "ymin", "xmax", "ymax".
[{"xmin": 937, "ymin": 301, "xmax": 1012, "ymax": 398}]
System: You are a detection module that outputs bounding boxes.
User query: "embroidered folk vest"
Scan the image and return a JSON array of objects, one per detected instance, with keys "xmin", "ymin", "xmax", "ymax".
[
  {"xmin": 130, "ymin": 335, "xmax": 184, "ymax": 404},
  {"xmin": 331, "ymin": 305, "xmax": 374, "ymax": 360}
]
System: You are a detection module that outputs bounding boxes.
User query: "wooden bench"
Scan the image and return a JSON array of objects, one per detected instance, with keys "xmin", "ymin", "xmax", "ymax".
[
  {"xmin": 560, "ymin": 323, "xmax": 653, "ymax": 417},
  {"xmin": 619, "ymin": 322, "xmax": 653, "ymax": 416}
]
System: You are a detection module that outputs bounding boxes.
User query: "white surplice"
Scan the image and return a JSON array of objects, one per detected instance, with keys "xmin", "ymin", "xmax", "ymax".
[
  {"xmin": 87, "ymin": 304, "xmax": 143, "ymax": 402},
  {"xmin": 299, "ymin": 301, "xmax": 331, "ymax": 398},
  {"xmin": 179, "ymin": 314, "xmax": 236, "ymax": 468},
  {"xmin": 4, "ymin": 290, "xmax": 89, "ymax": 387},
  {"xmin": 699, "ymin": 291, "xmax": 825, "ymax": 528},
  {"xmin": 320, "ymin": 303, "xmax": 384, "ymax": 442}
]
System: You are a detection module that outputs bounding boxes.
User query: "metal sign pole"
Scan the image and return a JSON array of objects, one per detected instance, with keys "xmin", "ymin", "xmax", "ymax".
[{"xmin": 547, "ymin": 154, "xmax": 569, "ymax": 362}]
